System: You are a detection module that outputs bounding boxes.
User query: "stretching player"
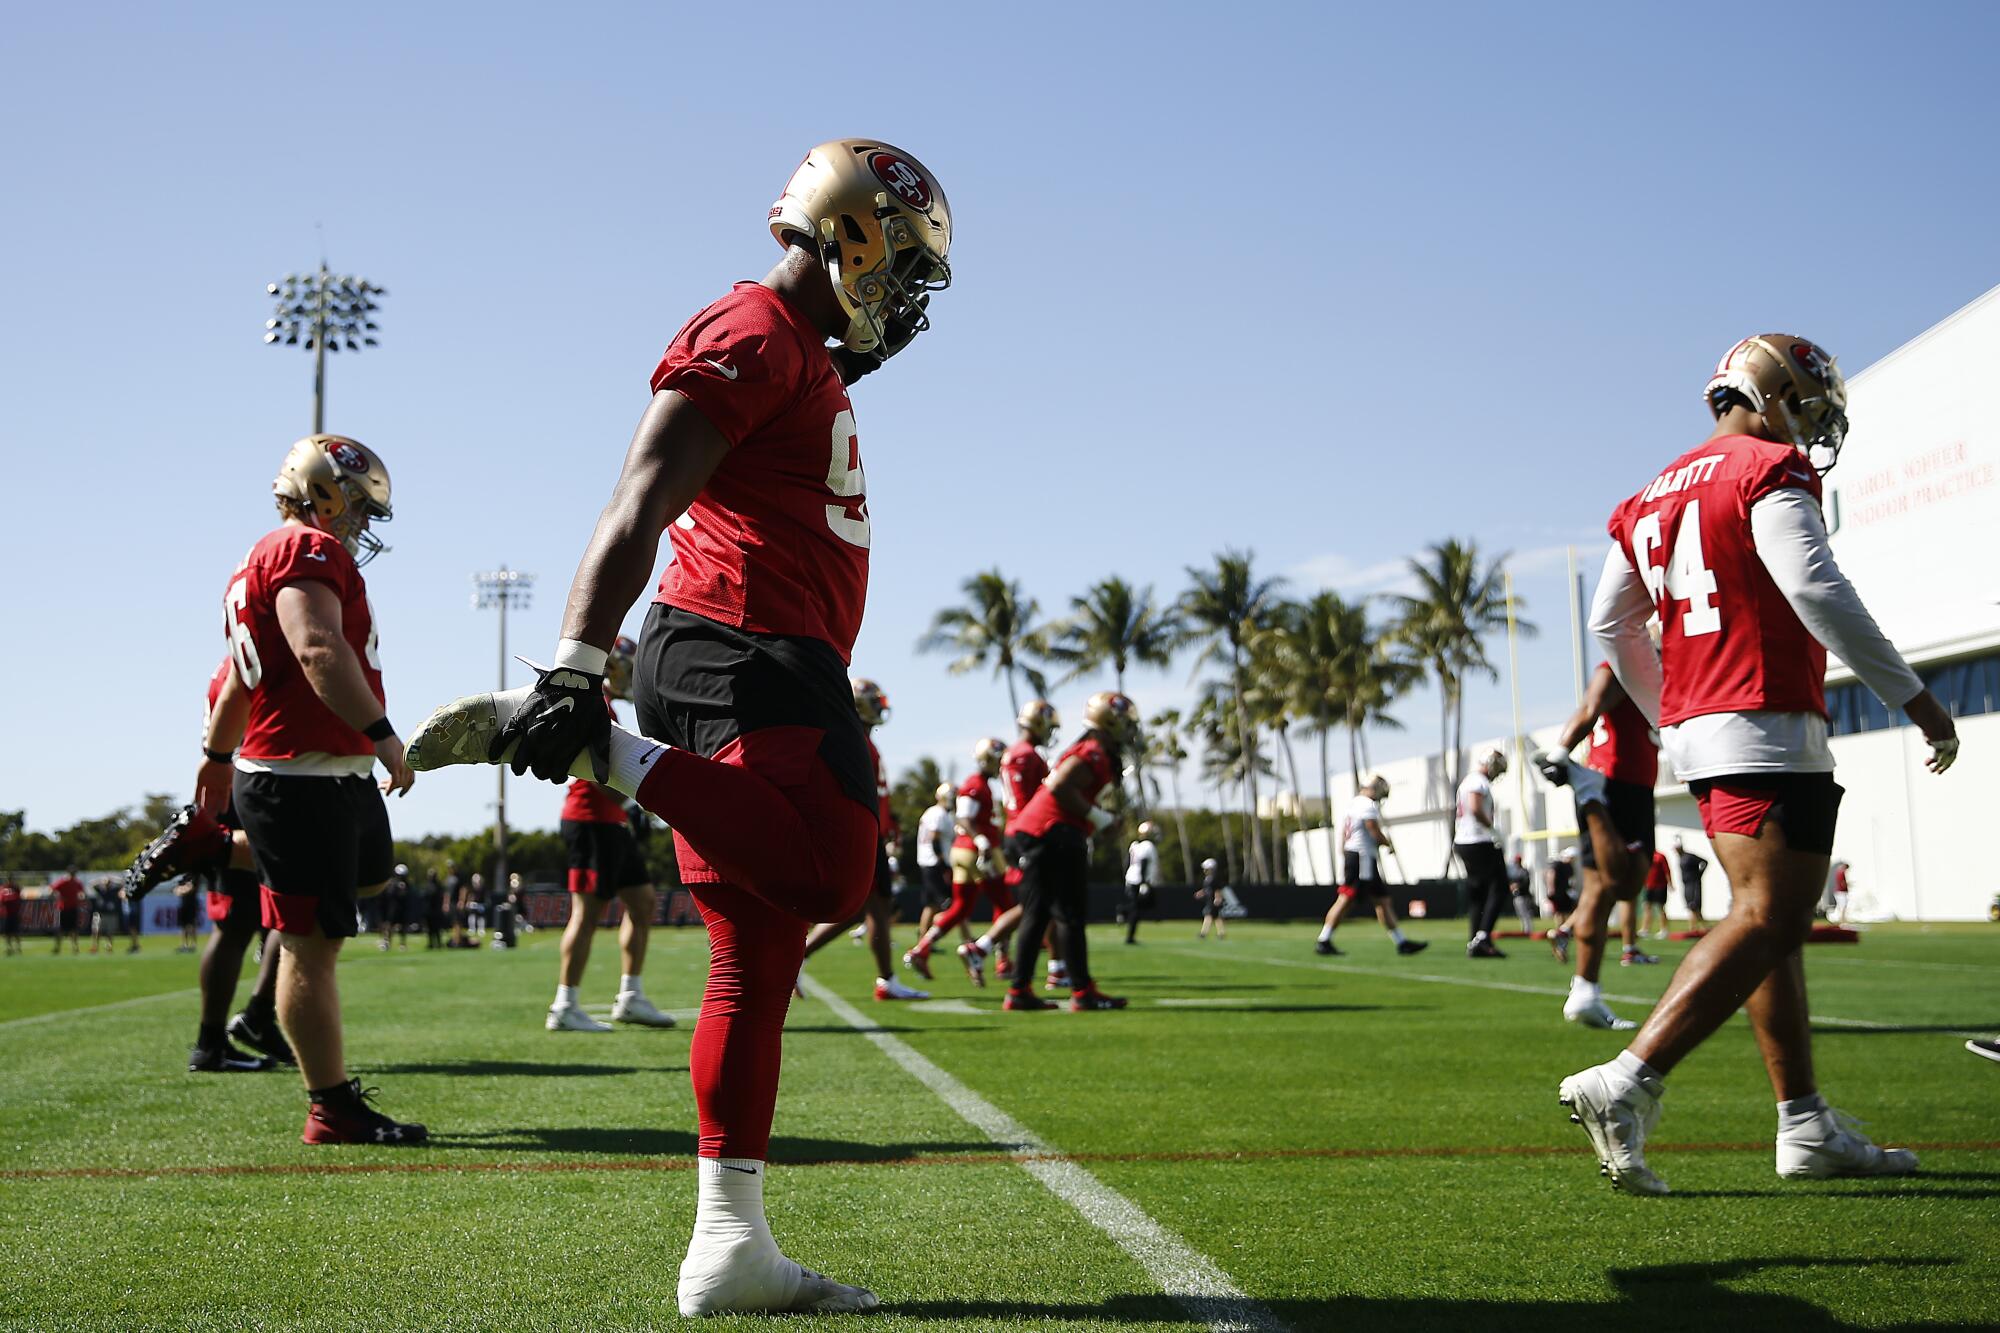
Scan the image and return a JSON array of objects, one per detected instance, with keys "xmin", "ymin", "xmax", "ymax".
[
  {"xmin": 800, "ymin": 679, "xmax": 928, "ymax": 1001},
  {"xmin": 1315, "ymin": 778, "xmax": 1427, "ymax": 956},
  {"xmin": 1535, "ymin": 662, "xmax": 1658, "ymax": 1029},
  {"xmin": 1000, "ymin": 699, "xmax": 1060, "ymax": 986},
  {"xmin": 1456, "ymin": 748, "xmax": 1510, "ymax": 957},
  {"xmin": 550, "ymin": 637, "xmax": 678, "ymax": 1031},
  {"xmin": 903, "ymin": 738, "xmax": 1011, "ymax": 986},
  {"xmin": 1002, "ymin": 692, "xmax": 1139, "ymax": 1011},
  {"xmin": 407, "ymin": 139, "xmax": 950, "ymax": 1314},
  {"xmin": 1561, "ymin": 334, "xmax": 1954, "ymax": 1194}
]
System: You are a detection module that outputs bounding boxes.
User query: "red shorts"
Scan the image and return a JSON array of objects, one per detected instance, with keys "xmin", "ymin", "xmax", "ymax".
[{"xmin": 1690, "ymin": 773, "xmax": 1842, "ymax": 855}]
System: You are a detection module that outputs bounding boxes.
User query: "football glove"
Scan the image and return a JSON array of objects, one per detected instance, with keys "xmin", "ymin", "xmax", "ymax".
[
  {"xmin": 1928, "ymin": 735, "xmax": 1959, "ymax": 775},
  {"xmin": 490, "ymin": 660, "xmax": 610, "ymax": 784}
]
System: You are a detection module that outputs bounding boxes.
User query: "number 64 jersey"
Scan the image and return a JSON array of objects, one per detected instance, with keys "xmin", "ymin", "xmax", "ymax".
[{"xmin": 224, "ymin": 525, "xmax": 383, "ymax": 772}]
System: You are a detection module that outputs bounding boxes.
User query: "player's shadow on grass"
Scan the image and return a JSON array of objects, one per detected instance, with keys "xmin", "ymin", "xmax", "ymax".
[
  {"xmin": 358, "ymin": 1059, "xmax": 685, "ymax": 1078},
  {"xmin": 1149, "ymin": 1003, "xmax": 1390, "ymax": 1015},
  {"xmin": 426, "ymin": 1126, "xmax": 994, "ymax": 1161},
  {"xmin": 1810, "ymin": 1022, "xmax": 2000, "ymax": 1035},
  {"xmin": 1115, "ymin": 981, "xmax": 1281, "ymax": 992},
  {"xmin": 889, "ymin": 1256, "xmax": 1963, "ymax": 1331}
]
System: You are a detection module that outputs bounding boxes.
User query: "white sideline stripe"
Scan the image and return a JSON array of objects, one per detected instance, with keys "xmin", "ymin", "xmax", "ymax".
[
  {"xmin": 0, "ymin": 988, "xmax": 199, "ymax": 1032},
  {"xmin": 800, "ymin": 976, "xmax": 1286, "ymax": 1333},
  {"xmin": 1159, "ymin": 947, "xmax": 1985, "ymax": 1036}
]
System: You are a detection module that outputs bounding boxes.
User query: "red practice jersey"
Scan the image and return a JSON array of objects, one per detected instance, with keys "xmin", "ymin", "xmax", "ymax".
[
  {"xmin": 650, "ymin": 283, "xmax": 868, "ymax": 661},
  {"xmin": 1010, "ymin": 737, "xmax": 1117, "ymax": 839},
  {"xmin": 1586, "ymin": 663, "xmax": 1659, "ymax": 787},
  {"xmin": 1607, "ymin": 435, "xmax": 1827, "ymax": 727},
  {"xmin": 561, "ymin": 699, "xmax": 630, "ymax": 825},
  {"xmin": 225, "ymin": 525, "xmax": 383, "ymax": 762},
  {"xmin": 1646, "ymin": 850, "xmax": 1671, "ymax": 891},
  {"xmin": 0, "ymin": 883, "xmax": 18, "ymax": 910},
  {"xmin": 1000, "ymin": 739, "xmax": 1048, "ymax": 818},
  {"xmin": 868, "ymin": 738, "xmax": 896, "ymax": 839},
  {"xmin": 953, "ymin": 772, "xmax": 1000, "ymax": 848},
  {"xmin": 48, "ymin": 876, "xmax": 84, "ymax": 910}
]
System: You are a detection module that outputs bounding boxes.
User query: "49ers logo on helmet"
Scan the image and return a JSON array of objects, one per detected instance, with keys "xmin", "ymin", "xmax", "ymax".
[
  {"xmin": 869, "ymin": 152, "xmax": 931, "ymax": 211},
  {"xmin": 1789, "ymin": 340, "xmax": 1832, "ymax": 382},
  {"xmin": 329, "ymin": 441, "xmax": 370, "ymax": 474}
]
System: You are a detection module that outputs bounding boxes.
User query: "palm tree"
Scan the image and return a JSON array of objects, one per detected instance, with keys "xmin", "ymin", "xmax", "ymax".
[
  {"xmin": 1179, "ymin": 550, "xmax": 1285, "ymax": 879},
  {"xmin": 1043, "ymin": 576, "xmax": 1178, "ymax": 693},
  {"xmin": 1192, "ymin": 682, "xmax": 1269, "ymax": 886},
  {"xmin": 1143, "ymin": 706, "xmax": 1198, "ymax": 883},
  {"xmin": 1250, "ymin": 595, "xmax": 1349, "ymax": 886},
  {"xmin": 917, "ymin": 569, "xmax": 1050, "ymax": 715},
  {"xmin": 1386, "ymin": 539, "xmax": 1534, "ymax": 861}
]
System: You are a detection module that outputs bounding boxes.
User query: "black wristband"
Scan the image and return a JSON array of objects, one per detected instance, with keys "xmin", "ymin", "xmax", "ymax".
[
  {"xmin": 363, "ymin": 717, "xmax": 396, "ymax": 743},
  {"xmin": 203, "ymin": 746, "xmax": 234, "ymax": 764}
]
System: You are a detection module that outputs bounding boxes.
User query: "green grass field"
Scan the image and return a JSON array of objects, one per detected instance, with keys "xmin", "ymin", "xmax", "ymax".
[{"xmin": 2, "ymin": 918, "xmax": 1996, "ymax": 1331}]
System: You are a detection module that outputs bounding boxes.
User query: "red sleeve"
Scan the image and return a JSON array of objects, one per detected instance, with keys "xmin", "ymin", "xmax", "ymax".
[
  {"xmin": 260, "ymin": 527, "xmax": 351, "ymax": 594},
  {"xmin": 649, "ymin": 299, "xmax": 802, "ymax": 447},
  {"xmin": 1743, "ymin": 443, "xmax": 1823, "ymax": 508}
]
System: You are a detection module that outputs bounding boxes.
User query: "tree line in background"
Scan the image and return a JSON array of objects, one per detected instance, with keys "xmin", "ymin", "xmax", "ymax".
[{"xmin": 915, "ymin": 540, "xmax": 1532, "ymax": 884}]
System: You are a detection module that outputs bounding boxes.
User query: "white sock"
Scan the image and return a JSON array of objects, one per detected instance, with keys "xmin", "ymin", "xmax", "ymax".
[
  {"xmin": 1317, "ymin": 925, "xmax": 1333, "ymax": 943},
  {"xmin": 1777, "ymin": 1092, "xmax": 1828, "ymax": 1130},
  {"xmin": 678, "ymin": 1157, "xmax": 795, "ymax": 1310},
  {"xmin": 619, "ymin": 974, "xmax": 643, "ymax": 997},
  {"xmin": 598, "ymin": 726, "xmax": 669, "ymax": 799},
  {"xmin": 973, "ymin": 934, "xmax": 993, "ymax": 952},
  {"xmin": 1389, "ymin": 927, "xmax": 1407, "ymax": 945},
  {"xmin": 554, "ymin": 984, "xmax": 578, "ymax": 1007},
  {"xmin": 1569, "ymin": 976, "xmax": 1601, "ymax": 1004},
  {"xmin": 1613, "ymin": 1049, "xmax": 1664, "ymax": 1091}
]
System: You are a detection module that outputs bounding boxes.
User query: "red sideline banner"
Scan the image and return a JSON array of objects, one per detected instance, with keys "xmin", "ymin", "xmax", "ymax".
[{"xmin": 517, "ymin": 887, "xmax": 704, "ymax": 929}]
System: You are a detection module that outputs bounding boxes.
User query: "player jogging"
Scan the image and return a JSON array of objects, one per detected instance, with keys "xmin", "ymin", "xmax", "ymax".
[
  {"xmin": 405, "ymin": 139, "xmax": 950, "ymax": 1315},
  {"xmin": 1561, "ymin": 333, "xmax": 1956, "ymax": 1194},
  {"xmin": 1001, "ymin": 691, "xmax": 1139, "ymax": 1011},
  {"xmin": 904, "ymin": 737, "xmax": 1012, "ymax": 986},
  {"xmin": 1535, "ymin": 662, "xmax": 1660, "ymax": 1029},
  {"xmin": 1315, "ymin": 778, "xmax": 1427, "ymax": 956},
  {"xmin": 548, "ymin": 636, "xmax": 678, "ymax": 1032},
  {"xmin": 800, "ymin": 679, "xmax": 929, "ymax": 1001},
  {"xmin": 913, "ymin": 782, "xmax": 956, "ymax": 942},
  {"xmin": 1455, "ymin": 748, "xmax": 1511, "ymax": 957}
]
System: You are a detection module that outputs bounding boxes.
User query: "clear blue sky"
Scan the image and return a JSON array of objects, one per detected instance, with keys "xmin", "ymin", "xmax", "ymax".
[{"xmin": 5, "ymin": 2, "xmax": 1997, "ymax": 840}]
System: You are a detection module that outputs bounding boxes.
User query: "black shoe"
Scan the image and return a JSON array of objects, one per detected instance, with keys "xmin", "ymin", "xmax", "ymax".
[
  {"xmin": 1315, "ymin": 939, "xmax": 1343, "ymax": 956},
  {"xmin": 228, "ymin": 1010, "xmax": 297, "ymax": 1065},
  {"xmin": 127, "ymin": 805, "xmax": 229, "ymax": 901},
  {"xmin": 1396, "ymin": 939, "xmax": 1430, "ymax": 955},
  {"xmin": 1467, "ymin": 938, "xmax": 1506, "ymax": 959},
  {"xmin": 303, "ymin": 1080, "xmax": 428, "ymax": 1145},
  {"xmin": 190, "ymin": 1042, "xmax": 275, "ymax": 1073}
]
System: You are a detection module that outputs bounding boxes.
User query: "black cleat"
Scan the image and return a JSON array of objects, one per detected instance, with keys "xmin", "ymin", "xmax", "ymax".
[
  {"xmin": 1467, "ymin": 938, "xmax": 1507, "ymax": 959},
  {"xmin": 1315, "ymin": 939, "xmax": 1343, "ymax": 956},
  {"xmin": 228, "ymin": 1010, "xmax": 297, "ymax": 1065},
  {"xmin": 127, "ymin": 805, "xmax": 229, "ymax": 901},
  {"xmin": 190, "ymin": 1042, "xmax": 275, "ymax": 1073},
  {"xmin": 1396, "ymin": 939, "xmax": 1430, "ymax": 956},
  {"xmin": 1002, "ymin": 988, "xmax": 1056, "ymax": 1011},
  {"xmin": 303, "ymin": 1080, "xmax": 428, "ymax": 1146}
]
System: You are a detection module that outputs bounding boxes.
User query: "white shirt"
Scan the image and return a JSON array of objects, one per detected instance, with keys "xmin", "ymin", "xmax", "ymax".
[
  {"xmin": 1342, "ymin": 794, "xmax": 1383, "ymax": 852},
  {"xmin": 915, "ymin": 804, "xmax": 950, "ymax": 868},
  {"xmin": 1454, "ymin": 773, "xmax": 1496, "ymax": 845},
  {"xmin": 1125, "ymin": 839, "xmax": 1159, "ymax": 887},
  {"xmin": 1590, "ymin": 486, "xmax": 1923, "ymax": 780}
]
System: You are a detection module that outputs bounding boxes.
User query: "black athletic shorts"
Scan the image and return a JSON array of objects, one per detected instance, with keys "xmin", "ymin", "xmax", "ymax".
[
  {"xmin": 921, "ymin": 862, "xmax": 952, "ymax": 909},
  {"xmin": 631, "ymin": 604, "xmax": 876, "ymax": 815},
  {"xmin": 206, "ymin": 868, "xmax": 262, "ymax": 934},
  {"xmin": 176, "ymin": 893, "xmax": 199, "ymax": 928},
  {"xmin": 1577, "ymin": 777, "xmax": 1655, "ymax": 872},
  {"xmin": 872, "ymin": 844, "xmax": 894, "ymax": 899},
  {"xmin": 1340, "ymin": 849, "xmax": 1387, "ymax": 898},
  {"xmin": 561, "ymin": 819, "xmax": 650, "ymax": 900},
  {"xmin": 1645, "ymin": 888, "xmax": 1669, "ymax": 905},
  {"xmin": 58, "ymin": 906, "xmax": 79, "ymax": 933},
  {"xmin": 232, "ymin": 771, "xmax": 393, "ymax": 939},
  {"xmin": 1456, "ymin": 841, "xmax": 1506, "ymax": 890},
  {"xmin": 1682, "ymin": 878, "xmax": 1703, "ymax": 915}
]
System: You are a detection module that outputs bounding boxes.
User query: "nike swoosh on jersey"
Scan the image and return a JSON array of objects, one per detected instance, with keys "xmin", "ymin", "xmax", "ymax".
[
  {"xmin": 703, "ymin": 358, "xmax": 739, "ymax": 381},
  {"xmin": 305, "ymin": 551, "xmax": 328, "ymax": 561}
]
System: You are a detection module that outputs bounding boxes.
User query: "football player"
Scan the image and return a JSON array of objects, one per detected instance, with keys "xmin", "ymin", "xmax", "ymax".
[
  {"xmin": 799, "ymin": 679, "xmax": 928, "ymax": 1001},
  {"xmin": 1122, "ymin": 820, "xmax": 1161, "ymax": 944},
  {"xmin": 1315, "ymin": 778, "xmax": 1428, "ymax": 956},
  {"xmin": 0, "ymin": 877, "xmax": 20, "ymax": 955},
  {"xmin": 998, "ymin": 699, "xmax": 1060, "ymax": 986},
  {"xmin": 196, "ymin": 433, "xmax": 424, "ymax": 1143},
  {"xmin": 1002, "ymin": 692, "xmax": 1139, "ymax": 1011},
  {"xmin": 1561, "ymin": 335, "xmax": 1956, "ymax": 1194},
  {"xmin": 1455, "ymin": 748, "xmax": 1510, "ymax": 957},
  {"xmin": 1534, "ymin": 661, "xmax": 1659, "ymax": 1029},
  {"xmin": 912, "ymin": 782, "xmax": 957, "ymax": 942},
  {"xmin": 405, "ymin": 139, "xmax": 949, "ymax": 1315},
  {"xmin": 548, "ymin": 636, "xmax": 678, "ymax": 1031},
  {"xmin": 903, "ymin": 737, "xmax": 1011, "ymax": 986}
]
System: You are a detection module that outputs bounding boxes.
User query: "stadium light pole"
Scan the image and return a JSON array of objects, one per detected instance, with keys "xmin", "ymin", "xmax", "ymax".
[
  {"xmin": 264, "ymin": 264, "xmax": 385, "ymax": 433},
  {"xmin": 473, "ymin": 568, "xmax": 535, "ymax": 894}
]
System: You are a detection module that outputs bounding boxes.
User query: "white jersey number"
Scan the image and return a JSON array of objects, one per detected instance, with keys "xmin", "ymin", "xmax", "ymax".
[
  {"xmin": 225, "ymin": 576, "xmax": 263, "ymax": 688},
  {"xmin": 1632, "ymin": 501, "xmax": 1721, "ymax": 638},
  {"xmin": 824, "ymin": 410, "xmax": 872, "ymax": 549}
]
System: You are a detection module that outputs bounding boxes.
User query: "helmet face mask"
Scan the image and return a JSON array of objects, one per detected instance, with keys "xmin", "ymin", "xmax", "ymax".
[
  {"xmin": 974, "ymin": 737, "xmax": 1006, "ymax": 777},
  {"xmin": 770, "ymin": 140, "xmax": 952, "ymax": 362},
  {"xmin": 1083, "ymin": 691, "xmax": 1143, "ymax": 752},
  {"xmin": 850, "ymin": 678, "xmax": 890, "ymax": 727},
  {"xmin": 274, "ymin": 434, "xmax": 393, "ymax": 565},
  {"xmin": 606, "ymin": 635, "xmax": 639, "ymax": 701},
  {"xmin": 1017, "ymin": 699, "xmax": 1060, "ymax": 746},
  {"xmin": 1706, "ymin": 334, "xmax": 1850, "ymax": 474}
]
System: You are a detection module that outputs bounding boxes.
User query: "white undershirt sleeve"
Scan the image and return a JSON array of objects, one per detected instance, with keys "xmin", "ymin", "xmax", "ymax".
[
  {"xmin": 1750, "ymin": 488, "xmax": 1924, "ymax": 710},
  {"xmin": 1587, "ymin": 544, "xmax": 1664, "ymax": 725}
]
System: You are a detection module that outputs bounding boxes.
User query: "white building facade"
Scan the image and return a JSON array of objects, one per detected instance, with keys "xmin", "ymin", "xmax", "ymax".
[{"xmin": 1292, "ymin": 284, "xmax": 2000, "ymax": 922}]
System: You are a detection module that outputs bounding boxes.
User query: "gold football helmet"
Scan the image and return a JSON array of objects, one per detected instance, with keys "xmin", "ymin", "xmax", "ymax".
[
  {"xmin": 769, "ymin": 139, "xmax": 951, "ymax": 360},
  {"xmin": 1016, "ymin": 699, "xmax": 1060, "ymax": 746},
  {"xmin": 1705, "ymin": 334, "xmax": 1850, "ymax": 473},
  {"xmin": 973, "ymin": 736, "xmax": 1006, "ymax": 777},
  {"xmin": 1083, "ymin": 691, "xmax": 1143, "ymax": 751},
  {"xmin": 1137, "ymin": 820, "xmax": 1162, "ymax": 842},
  {"xmin": 273, "ymin": 434, "xmax": 392, "ymax": 564},
  {"xmin": 934, "ymin": 782, "xmax": 956, "ymax": 806},
  {"xmin": 606, "ymin": 635, "xmax": 639, "ymax": 701},
  {"xmin": 851, "ymin": 678, "xmax": 891, "ymax": 726}
]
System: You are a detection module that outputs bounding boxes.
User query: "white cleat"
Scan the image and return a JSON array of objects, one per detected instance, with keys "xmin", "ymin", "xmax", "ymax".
[
  {"xmin": 1564, "ymin": 997, "xmax": 1638, "ymax": 1031},
  {"xmin": 612, "ymin": 992, "xmax": 677, "ymax": 1028},
  {"xmin": 1776, "ymin": 1107, "xmax": 1919, "ymax": 1179},
  {"xmin": 1559, "ymin": 1064, "xmax": 1669, "ymax": 1195},
  {"xmin": 677, "ymin": 1242, "xmax": 878, "ymax": 1316},
  {"xmin": 874, "ymin": 975, "xmax": 929, "ymax": 1001},
  {"xmin": 547, "ymin": 1003, "xmax": 613, "ymax": 1033},
  {"xmin": 408, "ymin": 685, "xmax": 533, "ymax": 772}
]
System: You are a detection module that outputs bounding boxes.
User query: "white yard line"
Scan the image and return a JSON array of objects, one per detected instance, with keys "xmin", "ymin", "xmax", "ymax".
[
  {"xmin": 1156, "ymin": 946, "xmax": 1987, "ymax": 1036},
  {"xmin": 0, "ymin": 987, "xmax": 199, "ymax": 1032},
  {"xmin": 800, "ymin": 976, "xmax": 1287, "ymax": 1333}
]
